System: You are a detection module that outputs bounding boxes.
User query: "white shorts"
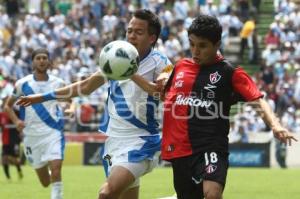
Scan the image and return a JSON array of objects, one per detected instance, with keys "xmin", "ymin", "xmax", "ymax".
[
  {"xmin": 102, "ymin": 135, "xmax": 161, "ymax": 188},
  {"xmin": 23, "ymin": 133, "xmax": 65, "ymax": 169}
]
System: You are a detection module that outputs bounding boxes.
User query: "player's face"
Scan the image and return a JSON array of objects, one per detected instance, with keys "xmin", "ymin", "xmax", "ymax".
[
  {"xmin": 32, "ymin": 53, "xmax": 49, "ymax": 73},
  {"xmin": 189, "ymin": 34, "xmax": 220, "ymax": 66},
  {"xmin": 126, "ymin": 17, "xmax": 156, "ymax": 58}
]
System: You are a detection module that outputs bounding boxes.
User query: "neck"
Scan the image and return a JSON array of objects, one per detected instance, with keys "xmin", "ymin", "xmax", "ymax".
[
  {"xmin": 139, "ymin": 48, "xmax": 152, "ymax": 61},
  {"xmin": 34, "ymin": 72, "xmax": 49, "ymax": 81}
]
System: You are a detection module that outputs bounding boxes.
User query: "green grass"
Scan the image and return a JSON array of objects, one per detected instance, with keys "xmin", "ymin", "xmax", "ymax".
[{"xmin": 1, "ymin": 166, "xmax": 300, "ymax": 199}]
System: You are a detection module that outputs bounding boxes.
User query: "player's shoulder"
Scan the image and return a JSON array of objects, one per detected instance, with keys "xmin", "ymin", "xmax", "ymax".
[
  {"xmin": 175, "ymin": 58, "xmax": 194, "ymax": 67},
  {"xmin": 149, "ymin": 49, "xmax": 169, "ymax": 63},
  {"xmin": 48, "ymin": 74, "xmax": 65, "ymax": 83},
  {"xmin": 15, "ymin": 74, "xmax": 33, "ymax": 86}
]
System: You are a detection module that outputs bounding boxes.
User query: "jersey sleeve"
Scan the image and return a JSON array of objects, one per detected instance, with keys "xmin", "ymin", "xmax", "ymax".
[
  {"xmin": 154, "ymin": 52, "xmax": 173, "ymax": 79},
  {"xmin": 232, "ymin": 67, "xmax": 263, "ymax": 101},
  {"xmin": 12, "ymin": 80, "xmax": 24, "ymax": 98}
]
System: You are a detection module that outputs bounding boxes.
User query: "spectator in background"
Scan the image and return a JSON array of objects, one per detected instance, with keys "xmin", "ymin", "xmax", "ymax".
[
  {"xmin": 293, "ymin": 71, "xmax": 300, "ymax": 108},
  {"xmin": 264, "ymin": 29, "xmax": 280, "ymax": 47},
  {"xmin": 237, "ymin": 0, "xmax": 250, "ymax": 22},
  {"xmin": 252, "ymin": 0, "xmax": 261, "ymax": 13},
  {"xmin": 164, "ymin": 32, "xmax": 182, "ymax": 63},
  {"xmin": 261, "ymin": 44, "xmax": 281, "ymax": 67},
  {"xmin": 201, "ymin": 0, "xmax": 218, "ymax": 17},
  {"xmin": 240, "ymin": 17, "xmax": 256, "ymax": 63},
  {"xmin": 177, "ymin": 19, "xmax": 190, "ymax": 57},
  {"xmin": 173, "ymin": 0, "xmax": 190, "ymax": 20}
]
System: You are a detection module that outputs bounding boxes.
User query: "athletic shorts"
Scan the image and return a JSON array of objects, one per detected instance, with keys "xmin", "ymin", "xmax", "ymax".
[
  {"xmin": 171, "ymin": 151, "xmax": 229, "ymax": 199},
  {"xmin": 23, "ymin": 134, "xmax": 65, "ymax": 169},
  {"xmin": 2, "ymin": 144, "xmax": 21, "ymax": 157},
  {"xmin": 102, "ymin": 135, "xmax": 160, "ymax": 188}
]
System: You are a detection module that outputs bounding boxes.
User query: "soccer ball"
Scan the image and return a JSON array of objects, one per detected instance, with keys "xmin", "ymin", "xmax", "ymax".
[{"xmin": 99, "ymin": 40, "xmax": 139, "ymax": 80}]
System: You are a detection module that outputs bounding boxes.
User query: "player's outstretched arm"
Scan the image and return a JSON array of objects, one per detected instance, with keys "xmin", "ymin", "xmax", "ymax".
[
  {"xmin": 252, "ymin": 98, "xmax": 298, "ymax": 145},
  {"xmin": 17, "ymin": 71, "xmax": 106, "ymax": 107},
  {"xmin": 131, "ymin": 72, "xmax": 170, "ymax": 100}
]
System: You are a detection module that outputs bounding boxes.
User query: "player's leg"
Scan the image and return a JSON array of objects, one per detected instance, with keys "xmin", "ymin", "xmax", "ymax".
[
  {"xmin": 49, "ymin": 159, "xmax": 63, "ymax": 182},
  {"xmin": 171, "ymin": 155, "xmax": 204, "ymax": 199},
  {"xmin": 44, "ymin": 134, "xmax": 65, "ymax": 199},
  {"xmin": 23, "ymin": 138, "xmax": 50, "ymax": 187},
  {"xmin": 120, "ymin": 186, "xmax": 139, "ymax": 199},
  {"xmin": 2, "ymin": 154, "xmax": 11, "ymax": 180},
  {"xmin": 203, "ymin": 180, "xmax": 223, "ymax": 199},
  {"xmin": 35, "ymin": 165, "xmax": 51, "ymax": 187},
  {"xmin": 99, "ymin": 136, "xmax": 159, "ymax": 199},
  {"xmin": 99, "ymin": 165, "xmax": 136, "ymax": 199},
  {"xmin": 10, "ymin": 143, "xmax": 23, "ymax": 179},
  {"xmin": 49, "ymin": 159, "xmax": 63, "ymax": 199},
  {"xmin": 201, "ymin": 152, "xmax": 228, "ymax": 199},
  {"xmin": 8, "ymin": 156, "xmax": 23, "ymax": 179}
]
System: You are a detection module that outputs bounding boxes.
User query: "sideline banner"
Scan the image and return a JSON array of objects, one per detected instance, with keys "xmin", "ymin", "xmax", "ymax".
[{"xmin": 229, "ymin": 143, "xmax": 271, "ymax": 167}]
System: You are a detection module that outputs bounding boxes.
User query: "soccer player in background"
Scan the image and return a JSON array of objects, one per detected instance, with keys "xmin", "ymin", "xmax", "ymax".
[
  {"xmin": 16, "ymin": 9, "xmax": 173, "ymax": 199},
  {"xmin": 4, "ymin": 48, "xmax": 71, "ymax": 199},
  {"xmin": 131, "ymin": 14, "xmax": 297, "ymax": 199},
  {"xmin": 1, "ymin": 101, "xmax": 23, "ymax": 181}
]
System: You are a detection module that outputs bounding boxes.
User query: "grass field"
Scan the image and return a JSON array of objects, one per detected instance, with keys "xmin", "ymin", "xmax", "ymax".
[{"xmin": 1, "ymin": 166, "xmax": 300, "ymax": 199}]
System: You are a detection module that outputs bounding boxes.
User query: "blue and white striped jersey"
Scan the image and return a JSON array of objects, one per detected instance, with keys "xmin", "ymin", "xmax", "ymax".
[
  {"xmin": 99, "ymin": 49, "xmax": 173, "ymax": 137},
  {"xmin": 14, "ymin": 74, "xmax": 65, "ymax": 137}
]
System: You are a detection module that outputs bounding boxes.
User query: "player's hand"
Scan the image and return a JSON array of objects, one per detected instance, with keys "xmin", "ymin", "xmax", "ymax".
[
  {"xmin": 16, "ymin": 120, "xmax": 25, "ymax": 133},
  {"xmin": 155, "ymin": 72, "xmax": 169, "ymax": 92},
  {"xmin": 272, "ymin": 126, "xmax": 298, "ymax": 146},
  {"xmin": 16, "ymin": 95, "xmax": 44, "ymax": 107},
  {"xmin": 64, "ymin": 108, "xmax": 74, "ymax": 118}
]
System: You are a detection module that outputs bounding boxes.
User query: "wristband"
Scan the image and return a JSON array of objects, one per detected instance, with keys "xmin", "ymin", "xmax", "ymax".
[{"xmin": 42, "ymin": 91, "xmax": 57, "ymax": 101}]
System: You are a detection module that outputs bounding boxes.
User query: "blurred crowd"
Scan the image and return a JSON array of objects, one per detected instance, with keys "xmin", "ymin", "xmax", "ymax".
[
  {"xmin": 1, "ymin": 0, "xmax": 299, "ymax": 140},
  {"xmin": 230, "ymin": 0, "xmax": 300, "ymax": 143}
]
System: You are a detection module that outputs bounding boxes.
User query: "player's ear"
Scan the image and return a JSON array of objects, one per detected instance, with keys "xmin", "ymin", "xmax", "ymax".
[
  {"xmin": 215, "ymin": 40, "xmax": 221, "ymax": 50},
  {"xmin": 150, "ymin": 34, "xmax": 157, "ymax": 46}
]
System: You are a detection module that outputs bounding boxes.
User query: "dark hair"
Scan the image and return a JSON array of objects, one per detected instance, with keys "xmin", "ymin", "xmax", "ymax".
[
  {"xmin": 31, "ymin": 48, "xmax": 49, "ymax": 60},
  {"xmin": 188, "ymin": 14, "xmax": 222, "ymax": 44},
  {"xmin": 133, "ymin": 9, "xmax": 161, "ymax": 46}
]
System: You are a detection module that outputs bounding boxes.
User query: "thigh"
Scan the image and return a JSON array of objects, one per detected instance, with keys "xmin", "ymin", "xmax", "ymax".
[
  {"xmin": 2, "ymin": 145, "xmax": 13, "ymax": 156},
  {"xmin": 171, "ymin": 156, "xmax": 203, "ymax": 199},
  {"xmin": 192, "ymin": 151, "xmax": 229, "ymax": 188},
  {"xmin": 23, "ymin": 139, "xmax": 47, "ymax": 169},
  {"xmin": 43, "ymin": 136, "xmax": 65, "ymax": 163},
  {"xmin": 106, "ymin": 165, "xmax": 136, "ymax": 194},
  {"xmin": 102, "ymin": 136, "xmax": 160, "ymax": 178},
  {"xmin": 120, "ymin": 186, "xmax": 139, "ymax": 199}
]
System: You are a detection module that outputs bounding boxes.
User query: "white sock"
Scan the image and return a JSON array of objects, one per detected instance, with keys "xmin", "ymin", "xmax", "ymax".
[{"xmin": 51, "ymin": 181, "xmax": 63, "ymax": 199}]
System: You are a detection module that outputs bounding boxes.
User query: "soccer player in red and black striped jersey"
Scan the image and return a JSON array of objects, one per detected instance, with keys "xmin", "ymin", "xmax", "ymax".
[
  {"xmin": 1, "ymin": 106, "xmax": 23, "ymax": 181},
  {"xmin": 132, "ymin": 14, "xmax": 297, "ymax": 199}
]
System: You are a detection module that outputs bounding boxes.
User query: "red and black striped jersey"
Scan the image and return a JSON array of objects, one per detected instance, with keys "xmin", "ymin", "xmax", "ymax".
[{"xmin": 162, "ymin": 56, "xmax": 263, "ymax": 160}]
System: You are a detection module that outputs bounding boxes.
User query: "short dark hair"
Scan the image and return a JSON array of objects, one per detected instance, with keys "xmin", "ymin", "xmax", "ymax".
[
  {"xmin": 133, "ymin": 9, "xmax": 161, "ymax": 46},
  {"xmin": 31, "ymin": 48, "xmax": 49, "ymax": 60},
  {"xmin": 188, "ymin": 14, "xmax": 222, "ymax": 44}
]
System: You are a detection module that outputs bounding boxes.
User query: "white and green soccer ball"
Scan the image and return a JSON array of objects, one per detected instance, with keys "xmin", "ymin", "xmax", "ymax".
[{"xmin": 99, "ymin": 40, "xmax": 139, "ymax": 80}]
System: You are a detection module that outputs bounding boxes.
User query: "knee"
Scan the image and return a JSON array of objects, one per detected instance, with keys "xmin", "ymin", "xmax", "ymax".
[
  {"xmin": 204, "ymin": 191, "xmax": 222, "ymax": 199},
  {"xmin": 98, "ymin": 183, "xmax": 120, "ymax": 199},
  {"xmin": 40, "ymin": 179, "xmax": 51, "ymax": 188},
  {"xmin": 98, "ymin": 191, "xmax": 110, "ymax": 199},
  {"xmin": 50, "ymin": 168, "xmax": 61, "ymax": 181}
]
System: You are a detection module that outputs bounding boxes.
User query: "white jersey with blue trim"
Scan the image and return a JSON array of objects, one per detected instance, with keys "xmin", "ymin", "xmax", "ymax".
[
  {"xmin": 100, "ymin": 49, "xmax": 172, "ymax": 137},
  {"xmin": 14, "ymin": 74, "xmax": 66, "ymax": 137}
]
